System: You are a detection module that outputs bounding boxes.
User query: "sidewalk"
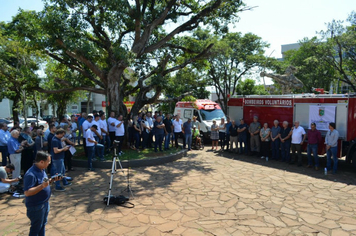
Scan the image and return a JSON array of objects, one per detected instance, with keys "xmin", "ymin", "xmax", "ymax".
[{"xmin": 1, "ymin": 150, "xmax": 356, "ymax": 235}]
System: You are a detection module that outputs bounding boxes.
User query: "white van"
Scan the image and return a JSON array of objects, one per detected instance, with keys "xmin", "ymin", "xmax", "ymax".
[{"xmin": 173, "ymin": 99, "xmax": 226, "ymax": 141}]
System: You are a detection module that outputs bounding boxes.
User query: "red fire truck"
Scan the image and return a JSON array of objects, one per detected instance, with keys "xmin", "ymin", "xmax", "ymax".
[{"xmin": 227, "ymin": 94, "xmax": 356, "ymax": 167}]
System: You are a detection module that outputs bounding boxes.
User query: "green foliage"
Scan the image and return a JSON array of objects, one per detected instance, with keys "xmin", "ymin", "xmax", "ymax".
[
  {"xmin": 282, "ymin": 37, "xmax": 337, "ymax": 93},
  {"xmin": 0, "ymin": 21, "xmax": 42, "ymax": 121},
  {"xmin": 181, "ymin": 95, "xmax": 197, "ymax": 102},
  {"xmin": 235, "ymin": 79, "xmax": 269, "ymax": 95}
]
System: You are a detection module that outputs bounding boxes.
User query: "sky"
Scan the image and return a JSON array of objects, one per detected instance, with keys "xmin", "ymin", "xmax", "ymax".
[{"xmin": 0, "ymin": 0, "xmax": 354, "ymax": 86}]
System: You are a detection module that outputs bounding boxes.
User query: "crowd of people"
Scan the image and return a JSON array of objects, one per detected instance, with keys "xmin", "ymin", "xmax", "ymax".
[{"xmin": 211, "ymin": 115, "xmax": 340, "ymax": 174}]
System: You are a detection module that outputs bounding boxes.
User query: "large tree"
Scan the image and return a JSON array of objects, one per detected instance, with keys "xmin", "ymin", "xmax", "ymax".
[
  {"xmin": 0, "ymin": 22, "xmax": 41, "ymax": 122},
  {"xmin": 205, "ymin": 31, "xmax": 269, "ymax": 114},
  {"xmin": 11, "ymin": 0, "xmax": 249, "ymax": 117}
]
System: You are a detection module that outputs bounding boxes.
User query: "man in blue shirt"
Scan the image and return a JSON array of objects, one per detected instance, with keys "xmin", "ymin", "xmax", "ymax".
[
  {"xmin": 24, "ymin": 151, "xmax": 62, "ymax": 236},
  {"xmin": 50, "ymin": 129, "xmax": 71, "ymax": 191},
  {"xmin": 238, "ymin": 119, "xmax": 249, "ymax": 154},
  {"xmin": 78, "ymin": 112, "xmax": 87, "ymax": 145},
  {"xmin": 325, "ymin": 122, "xmax": 339, "ymax": 174},
  {"xmin": 183, "ymin": 118, "xmax": 192, "ymax": 151},
  {"xmin": 0, "ymin": 122, "xmax": 11, "ymax": 166},
  {"xmin": 7, "ymin": 130, "xmax": 24, "ymax": 180}
]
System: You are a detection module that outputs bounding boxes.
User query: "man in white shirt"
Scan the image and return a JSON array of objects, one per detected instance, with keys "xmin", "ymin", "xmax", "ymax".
[
  {"xmin": 99, "ymin": 112, "xmax": 111, "ymax": 152},
  {"xmin": 91, "ymin": 114, "xmax": 103, "ymax": 142},
  {"xmin": 86, "ymin": 125, "xmax": 105, "ymax": 171},
  {"xmin": 290, "ymin": 121, "xmax": 306, "ymax": 166},
  {"xmin": 82, "ymin": 115, "xmax": 93, "ymax": 157},
  {"xmin": 146, "ymin": 112, "xmax": 154, "ymax": 148},
  {"xmin": 107, "ymin": 112, "xmax": 117, "ymax": 146},
  {"xmin": 115, "ymin": 115, "xmax": 125, "ymax": 155},
  {"xmin": 172, "ymin": 115, "xmax": 185, "ymax": 149}
]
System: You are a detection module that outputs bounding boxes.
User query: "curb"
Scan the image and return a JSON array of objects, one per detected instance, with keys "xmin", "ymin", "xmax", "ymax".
[{"xmin": 72, "ymin": 149, "xmax": 188, "ymax": 169}]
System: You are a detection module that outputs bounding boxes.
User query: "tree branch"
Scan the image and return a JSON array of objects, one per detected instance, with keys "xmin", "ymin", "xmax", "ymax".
[{"xmin": 35, "ymin": 86, "xmax": 105, "ymax": 95}]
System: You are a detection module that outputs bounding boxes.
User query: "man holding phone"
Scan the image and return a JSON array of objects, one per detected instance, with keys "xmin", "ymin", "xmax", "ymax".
[
  {"xmin": 50, "ymin": 129, "xmax": 71, "ymax": 191},
  {"xmin": 24, "ymin": 151, "xmax": 62, "ymax": 236}
]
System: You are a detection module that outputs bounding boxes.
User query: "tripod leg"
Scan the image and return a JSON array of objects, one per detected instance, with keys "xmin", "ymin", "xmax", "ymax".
[
  {"xmin": 116, "ymin": 156, "xmax": 134, "ymax": 199},
  {"xmin": 107, "ymin": 156, "xmax": 117, "ymax": 206}
]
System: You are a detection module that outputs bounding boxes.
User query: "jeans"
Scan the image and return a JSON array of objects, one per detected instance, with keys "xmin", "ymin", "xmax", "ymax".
[
  {"xmin": 280, "ymin": 141, "xmax": 291, "ymax": 162},
  {"xmin": 307, "ymin": 144, "xmax": 319, "ymax": 167},
  {"xmin": 238, "ymin": 136, "xmax": 248, "ymax": 154},
  {"xmin": 83, "ymin": 138, "xmax": 87, "ymax": 157},
  {"xmin": 0, "ymin": 146, "xmax": 9, "ymax": 166},
  {"xmin": 103, "ymin": 135, "xmax": 112, "ymax": 151},
  {"xmin": 291, "ymin": 143, "xmax": 302, "ymax": 164},
  {"xmin": 134, "ymin": 132, "xmax": 141, "ymax": 149},
  {"xmin": 142, "ymin": 131, "xmax": 149, "ymax": 149},
  {"xmin": 164, "ymin": 132, "xmax": 171, "ymax": 150},
  {"xmin": 219, "ymin": 132, "xmax": 225, "ymax": 149},
  {"xmin": 174, "ymin": 132, "xmax": 185, "ymax": 148},
  {"xmin": 261, "ymin": 141, "xmax": 270, "ymax": 157},
  {"xmin": 115, "ymin": 136, "xmax": 124, "ymax": 153},
  {"xmin": 27, "ymin": 201, "xmax": 50, "ymax": 236},
  {"xmin": 225, "ymin": 134, "xmax": 230, "ymax": 150},
  {"xmin": 155, "ymin": 134, "xmax": 164, "ymax": 151},
  {"xmin": 271, "ymin": 139, "xmax": 280, "ymax": 160},
  {"xmin": 185, "ymin": 133, "xmax": 192, "ymax": 150},
  {"xmin": 51, "ymin": 159, "xmax": 68, "ymax": 189},
  {"xmin": 327, "ymin": 146, "xmax": 338, "ymax": 173},
  {"xmin": 87, "ymin": 146, "xmax": 95, "ymax": 169}
]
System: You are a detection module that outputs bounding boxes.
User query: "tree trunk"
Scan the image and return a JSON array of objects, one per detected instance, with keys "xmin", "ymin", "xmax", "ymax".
[
  {"xmin": 12, "ymin": 95, "xmax": 21, "ymax": 123},
  {"xmin": 86, "ymin": 92, "xmax": 92, "ymax": 113}
]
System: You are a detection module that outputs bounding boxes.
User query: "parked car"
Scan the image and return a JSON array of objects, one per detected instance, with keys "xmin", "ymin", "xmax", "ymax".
[
  {"xmin": 8, "ymin": 118, "xmax": 49, "ymax": 131},
  {"xmin": 0, "ymin": 119, "xmax": 11, "ymax": 125},
  {"xmin": 42, "ymin": 115, "xmax": 54, "ymax": 123}
]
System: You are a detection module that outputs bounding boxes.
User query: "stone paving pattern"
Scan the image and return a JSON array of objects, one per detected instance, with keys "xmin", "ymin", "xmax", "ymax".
[{"xmin": 1, "ymin": 150, "xmax": 356, "ymax": 235}]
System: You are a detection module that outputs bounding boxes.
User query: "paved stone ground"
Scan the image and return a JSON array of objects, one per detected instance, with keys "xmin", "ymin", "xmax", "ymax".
[{"xmin": 1, "ymin": 149, "xmax": 356, "ymax": 236}]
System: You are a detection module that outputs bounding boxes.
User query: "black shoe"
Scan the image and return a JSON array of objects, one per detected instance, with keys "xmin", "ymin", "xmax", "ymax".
[
  {"xmin": 289, "ymin": 162, "xmax": 294, "ymax": 165},
  {"xmin": 297, "ymin": 163, "xmax": 302, "ymax": 167}
]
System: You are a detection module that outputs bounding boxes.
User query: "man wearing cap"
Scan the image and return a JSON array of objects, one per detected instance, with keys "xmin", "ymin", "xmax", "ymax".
[
  {"xmin": 86, "ymin": 125, "xmax": 105, "ymax": 171},
  {"xmin": 325, "ymin": 122, "xmax": 339, "ymax": 174},
  {"xmin": 306, "ymin": 122, "xmax": 322, "ymax": 170},
  {"xmin": 290, "ymin": 121, "xmax": 306, "ymax": 166},
  {"xmin": 183, "ymin": 118, "xmax": 192, "ymax": 151},
  {"xmin": 249, "ymin": 116, "xmax": 261, "ymax": 156}
]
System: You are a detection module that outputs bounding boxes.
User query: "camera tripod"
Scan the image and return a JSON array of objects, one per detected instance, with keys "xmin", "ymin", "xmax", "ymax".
[{"xmin": 106, "ymin": 140, "xmax": 134, "ymax": 206}]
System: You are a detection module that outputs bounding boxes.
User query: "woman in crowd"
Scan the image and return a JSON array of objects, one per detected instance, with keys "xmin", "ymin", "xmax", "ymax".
[
  {"xmin": 63, "ymin": 125, "xmax": 75, "ymax": 171},
  {"xmin": 260, "ymin": 122, "xmax": 271, "ymax": 159},
  {"xmin": 210, "ymin": 120, "xmax": 219, "ymax": 151},
  {"xmin": 132, "ymin": 115, "xmax": 141, "ymax": 152}
]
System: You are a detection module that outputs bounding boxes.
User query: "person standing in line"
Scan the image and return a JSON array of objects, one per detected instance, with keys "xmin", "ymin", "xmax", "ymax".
[
  {"xmin": 163, "ymin": 114, "xmax": 173, "ymax": 151},
  {"xmin": 99, "ymin": 112, "xmax": 111, "ymax": 153},
  {"xmin": 70, "ymin": 115, "xmax": 78, "ymax": 145},
  {"xmin": 50, "ymin": 129, "xmax": 71, "ymax": 191},
  {"xmin": 218, "ymin": 118, "xmax": 226, "ymax": 151},
  {"xmin": 86, "ymin": 125, "xmax": 105, "ymax": 171},
  {"xmin": 191, "ymin": 116, "xmax": 200, "ymax": 131},
  {"xmin": 46, "ymin": 124, "xmax": 56, "ymax": 174},
  {"xmin": 306, "ymin": 122, "xmax": 322, "ymax": 170},
  {"xmin": 270, "ymin": 120, "xmax": 281, "ymax": 160},
  {"xmin": 260, "ymin": 123, "xmax": 271, "ymax": 159},
  {"xmin": 279, "ymin": 121, "xmax": 292, "ymax": 162},
  {"xmin": 154, "ymin": 116, "xmax": 165, "ymax": 152},
  {"xmin": 172, "ymin": 115, "xmax": 185, "ymax": 149},
  {"xmin": 225, "ymin": 117, "xmax": 232, "ymax": 151},
  {"xmin": 7, "ymin": 130, "xmax": 24, "ymax": 180},
  {"xmin": 0, "ymin": 122, "xmax": 11, "ymax": 166},
  {"xmin": 290, "ymin": 121, "xmax": 306, "ymax": 166},
  {"xmin": 229, "ymin": 120, "xmax": 239, "ymax": 153},
  {"xmin": 35, "ymin": 129, "xmax": 48, "ymax": 153},
  {"xmin": 146, "ymin": 112, "xmax": 154, "ymax": 148},
  {"xmin": 81, "ymin": 115, "xmax": 93, "ymax": 157},
  {"xmin": 249, "ymin": 116, "xmax": 261, "ymax": 156},
  {"xmin": 238, "ymin": 119, "xmax": 248, "ymax": 155},
  {"xmin": 325, "ymin": 122, "xmax": 339, "ymax": 174},
  {"xmin": 77, "ymin": 112, "xmax": 86, "ymax": 145},
  {"xmin": 115, "ymin": 115, "xmax": 125, "ymax": 155},
  {"xmin": 24, "ymin": 151, "xmax": 61, "ymax": 236},
  {"xmin": 182, "ymin": 118, "xmax": 192, "ymax": 151},
  {"xmin": 141, "ymin": 114, "xmax": 150, "ymax": 150},
  {"xmin": 19, "ymin": 127, "xmax": 36, "ymax": 175},
  {"xmin": 132, "ymin": 116, "xmax": 141, "ymax": 151},
  {"xmin": 210, "ymin": 120, "xmax": 219, "ymax": 151},
  {"xmin": 107, "ymin": 111, "xmax": 117, "ymax": 147}
]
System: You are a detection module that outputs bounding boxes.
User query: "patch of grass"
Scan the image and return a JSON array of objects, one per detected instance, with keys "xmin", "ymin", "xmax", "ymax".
[{"xmin": 73, "ymin": 145, "xmax": 181, "ymax": 161}]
